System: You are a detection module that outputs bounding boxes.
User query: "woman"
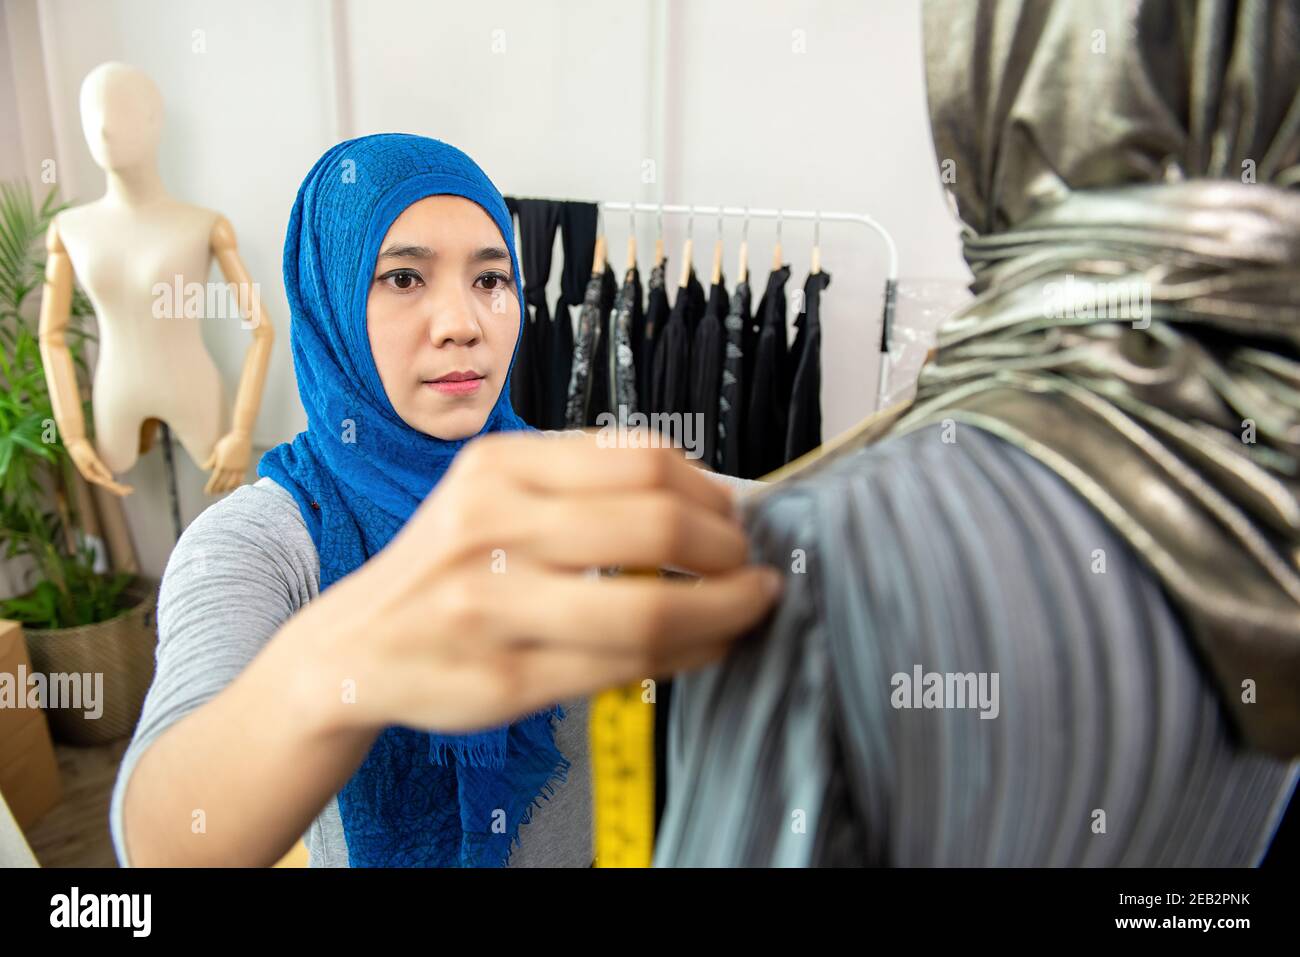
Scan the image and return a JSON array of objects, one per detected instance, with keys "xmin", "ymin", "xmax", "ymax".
[{"xmin": 110, "ymin": 133, "xmax": 781, "ymax": 867}]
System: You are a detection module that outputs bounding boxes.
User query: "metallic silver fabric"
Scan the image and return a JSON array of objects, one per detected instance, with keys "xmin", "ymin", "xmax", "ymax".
[{"xmin": 902, "ymin": 0, "xmax": 1300, "ymax": 755}]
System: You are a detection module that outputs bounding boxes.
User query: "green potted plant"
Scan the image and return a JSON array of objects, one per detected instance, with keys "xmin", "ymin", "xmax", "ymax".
[{"xmin": 0, "ymin": 180, "xmax": 158, "ymax": 745}]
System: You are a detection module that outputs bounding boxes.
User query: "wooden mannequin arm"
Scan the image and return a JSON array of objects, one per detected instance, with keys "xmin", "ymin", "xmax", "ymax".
[
  {"xmin": 211, "ymin": 216, "xmax": 274, "ymax": 439},
  {"xmin": 199, "ymin": 216, "xmax": 274, "ymax": 494},
  {"xmin": 38, "ymin": 220, "xmax": 85, "ymax": 443},
  {"xmin": 38, "ymin": 220, "xmax": 132, "ymax": 495}
]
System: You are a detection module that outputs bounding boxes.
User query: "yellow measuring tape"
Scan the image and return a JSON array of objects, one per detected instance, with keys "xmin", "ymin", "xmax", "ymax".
[
  {"xmin": 590, "ymin": 679, "xmax": 655, "ymax": 867},
  {"xmin": 590, "ymin": 565, "xmax": 658, "ymax": 868}
]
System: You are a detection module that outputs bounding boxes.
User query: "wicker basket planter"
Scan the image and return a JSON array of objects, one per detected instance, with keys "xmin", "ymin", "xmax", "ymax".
[{"xmin": 21, "ymin": 576, "xmax": 159, "ymax": 745}]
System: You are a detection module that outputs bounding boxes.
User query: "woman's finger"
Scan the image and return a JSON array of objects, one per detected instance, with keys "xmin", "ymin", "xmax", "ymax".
[
  {"xmin": 462, "ymin": 563, "xmax": 783, "ymax": 654},
  {"xmin": 513, "ymin": 491, "xmax": 750, "ymax": 575},
  {"xmin": 461, "ymin": 432, "xmax": 736, "ymax": 519},
  {"xmin": 492, "ymin": 637, "xmax": 737, "ymax": 720}
]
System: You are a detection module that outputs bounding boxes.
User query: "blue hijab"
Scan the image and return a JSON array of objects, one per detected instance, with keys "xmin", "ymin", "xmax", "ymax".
[{"xmin": 258, "ymin": 133, "xmax": 568, "ymax": 867}]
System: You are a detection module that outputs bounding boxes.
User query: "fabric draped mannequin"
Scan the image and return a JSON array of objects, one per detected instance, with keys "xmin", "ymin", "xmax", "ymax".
[
  {"xmin": 902, "ymin": 0, "xmax": 1300, "ymax": 756},
  {"xmin": 654, "ymin": 0, "xmax": 1300, "ymax": 868}
]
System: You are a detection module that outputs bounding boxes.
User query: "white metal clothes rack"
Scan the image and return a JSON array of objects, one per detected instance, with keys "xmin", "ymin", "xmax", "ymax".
[{"xmin": 597, "ymin": 202, "xmax": 899, "ymax": 410}]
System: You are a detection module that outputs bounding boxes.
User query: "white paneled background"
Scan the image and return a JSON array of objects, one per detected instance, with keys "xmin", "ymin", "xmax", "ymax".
[{"xmin": 1, "ymin": 0, "xmax": 971, "ymax": 580}]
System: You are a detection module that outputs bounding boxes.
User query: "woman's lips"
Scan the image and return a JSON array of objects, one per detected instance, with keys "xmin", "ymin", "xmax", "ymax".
[{"xmin": 425, "ymin": 371, "xmax": 484, "ymax": 396}]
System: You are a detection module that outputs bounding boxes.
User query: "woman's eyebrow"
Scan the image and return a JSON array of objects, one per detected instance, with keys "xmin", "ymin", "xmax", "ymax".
[
  {"xmin": 471, "ymin": 245, "xmax": 511, "ymax": 264},
  {"xmin": 377, "ymin": 243, "xmax": 434, "ymax": 260},
  {"xmin": 375, "ymin": 243, "xmax": 510, "ymax": 264}
]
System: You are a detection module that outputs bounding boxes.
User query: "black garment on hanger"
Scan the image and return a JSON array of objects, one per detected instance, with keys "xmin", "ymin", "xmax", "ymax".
[
  {"xmin": 640, "ymin": 260, "xmax": 669, "ymax": 414},
  {"xmin": 611, "ymin": 265, "xmax": 643, "ymax": 414},
  {"xmin": 652, "ymin": 269, "xmax": 705, "ymax": 421},
  {"xmin": 507, "ymin": 198, "xmax": 562, "ymax": 428},
  {"xmin": 690, "ymin": 276, "xmax": 729, "ymax": 470},
  {"xmin": 743, "ymin": 265, "xmax": 791, "ymax": 478},
  {"xmin": 551, "ymin": 203, "xmax": 598, "ymax": 429},
  {"xmin": 586, "ymin": 264, "xmax": 619, "ymax": 425},
  {"xmin": 785, "ymin": 270, "xmax": 830, "ymax": 462},
  {"xmin": 502, "ymin": 199, "xmax": 532, "ymax": 423},
  {"xmin": 740, "ymin": 275, "xmax": 763, "ymax": 420},
  {"xmin": 717, "ymin": 278, "xmax": 751, "ymax": 477},
  {"xmin": 565, "ymin": 263, "xmax": 617, "ymax": 428}
]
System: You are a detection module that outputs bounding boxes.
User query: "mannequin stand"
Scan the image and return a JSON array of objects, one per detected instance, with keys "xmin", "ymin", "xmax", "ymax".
[{"xmin": 158, "ymin": 422, "xmax": 184, "ymax": 543}]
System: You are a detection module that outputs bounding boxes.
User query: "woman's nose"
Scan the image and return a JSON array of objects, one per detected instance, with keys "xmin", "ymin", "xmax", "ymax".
[{"xmin": 426, "ymin": 288, "xmax": 482, "ymax": 348}]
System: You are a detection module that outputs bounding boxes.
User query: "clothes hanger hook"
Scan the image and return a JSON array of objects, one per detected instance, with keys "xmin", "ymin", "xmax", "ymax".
[
  {"xmin": 629, "ymin": 200, "xmax": 636, "ymax": 235},
  {"xmin": 687, "ymin": 205, "xmax": 694, "ymax": 240},
  {"xmin": 656, "ymin": 202, "xmax": 663, "ymax": 240},
  {"xmin": 716, "ymin": 208, "xmax": 724, "ymax": 240},
  {"xmin": 776, "ymin": 209, "xmax": 783, "ymax": 244},
  {"xmin": 742, "ymin": 205, "xmax": 750, "ymax": 242},
  {"xmin": 814, "ymin": 209, "xmax": 821, "ymax": 247}
]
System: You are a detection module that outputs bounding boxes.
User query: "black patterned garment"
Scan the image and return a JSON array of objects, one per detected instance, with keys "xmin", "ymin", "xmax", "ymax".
[
  {"xmin": 611, "ymin": 265, "xmax": 643, "ymax": 414},
  {"xmin": 564, "ymin": 264, "xmax": 616, "ymax": 429},
  {"xmin": 785, "ymin": 271, "xmax": 830, "ymax": 462},
  {"xmin": 717, "ymin": 279, "xmax": 752, "ymax": 476},
  {"xmin": 549, "ymin": 203, "xmax": 597, "ymax": 429},
  {"xmin": 585, "ymin": 265, "xmax": 619, "ymax": 425},
  {"xmin": 691, "ymin": 277, "xmax": 729, "ymax": 470}
]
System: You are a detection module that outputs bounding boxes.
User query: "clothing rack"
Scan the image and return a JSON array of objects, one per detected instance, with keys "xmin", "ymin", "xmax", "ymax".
[{"xmin": 596, "ymin": 202, "xmax": 900, "ymax": 410}]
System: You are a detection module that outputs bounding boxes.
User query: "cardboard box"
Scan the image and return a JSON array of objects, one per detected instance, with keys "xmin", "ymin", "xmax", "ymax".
[{"xmin": 0, "ymin": 619, "xmax": 63, "ymax": 828}]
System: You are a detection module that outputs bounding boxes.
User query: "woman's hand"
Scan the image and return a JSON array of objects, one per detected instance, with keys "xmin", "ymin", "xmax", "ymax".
[{"xmin": 291, "ymin": 431, "xmax": 782, "ymax": 735}]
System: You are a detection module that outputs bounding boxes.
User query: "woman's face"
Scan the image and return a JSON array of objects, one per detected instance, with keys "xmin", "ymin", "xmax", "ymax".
[{"xmin": 367, "ymin": 194, "xmax": 520, "ymax": 440}]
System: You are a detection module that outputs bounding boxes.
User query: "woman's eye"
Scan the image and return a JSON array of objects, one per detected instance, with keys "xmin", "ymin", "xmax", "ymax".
[
  {"xmin": 380, "ymin": 269, "xmax": 423, "ymax": 291},
  {"xmin": 476, "ymin": 271, "xmax": 511, "ymax": 291}
]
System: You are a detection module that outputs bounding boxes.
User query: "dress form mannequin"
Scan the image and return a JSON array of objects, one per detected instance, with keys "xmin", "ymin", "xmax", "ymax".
[{"xmin": 38, "ymin": 61, "xmax": 274, "ymax": 497}]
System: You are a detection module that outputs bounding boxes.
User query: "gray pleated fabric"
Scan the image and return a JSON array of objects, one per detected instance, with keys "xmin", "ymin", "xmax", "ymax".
[{"xmin": 655, "ymin": 425, "xmax": 1298, "ymax": 866}]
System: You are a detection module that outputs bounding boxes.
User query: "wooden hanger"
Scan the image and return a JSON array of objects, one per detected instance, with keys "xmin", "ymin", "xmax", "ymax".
[
  {"xmin": 591, "ymin": 207, "xmax": 607, "ymax": 276},
  {"xmin": 654, "ymin": 202, "xmax": 665, "ymax": 266},
  {"xmin": 678, "ymin": 205, "xmax": 694, "ymax": 289},
  {"xmin": 710, "ymin": 209, "xmax": 723, "ymax": 285},
  {"xmin": 811, "ymin": 209, "xmax": 822, "ymax": 275},
  {"xmin": 772, "ymin": 208, "xmax": 783, "ymax": 270},
  {"xmin": 738, "ymin": 206, "xmax": 749, "ymax": 284},
  {"xmin": 626, "ymin": 202, "xmax": 637, "ymax": 271}
]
